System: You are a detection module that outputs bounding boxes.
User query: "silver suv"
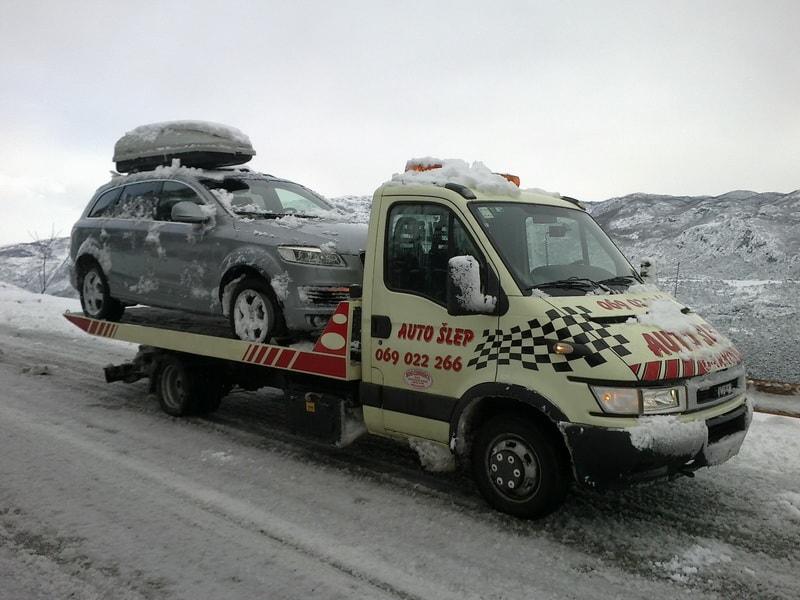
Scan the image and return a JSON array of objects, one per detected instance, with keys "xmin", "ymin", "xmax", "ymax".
[{"xmin": 70, "ymin": 165, "xmax": 367, "ymax": 343}]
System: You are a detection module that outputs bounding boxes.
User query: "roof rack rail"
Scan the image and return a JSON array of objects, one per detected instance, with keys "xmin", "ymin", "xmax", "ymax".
[{"xmin": 444, "ymin": 182, "xmax": 477, "ymax": 200}]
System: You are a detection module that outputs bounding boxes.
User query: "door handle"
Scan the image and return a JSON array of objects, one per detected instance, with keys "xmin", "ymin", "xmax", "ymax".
[{"xmin": 371, "ymin": 315, "xmax": 392, "ymax": 339}]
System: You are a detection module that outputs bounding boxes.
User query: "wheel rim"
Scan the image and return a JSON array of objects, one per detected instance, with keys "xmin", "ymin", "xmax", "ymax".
[
  {"xmin": 233, "ymin": 289, "xmax": 272, "ymax": 343},
  {"xmin": 82, "ymin": 270, "xmax": 105, "ymax": 316},
  {"xmin": 486, "ymin": 434, "xmax": 541, "ymax": 503},
  {"xmin": 160, "ymin": 363, "xmax": 185, "ymax": 412}
]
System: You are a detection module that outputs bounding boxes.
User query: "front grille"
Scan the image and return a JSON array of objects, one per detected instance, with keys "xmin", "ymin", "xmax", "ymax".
[
  {"xmin": 697, "ymin": 377, "xmax": 740, "ymax": 405},
  {"xmin": 685, "ymin": 365, "xmax": 746, "ymax": 411},
  {"xmin": 298, "ymin": 286, "xmax": 350, "ymax": 306}
]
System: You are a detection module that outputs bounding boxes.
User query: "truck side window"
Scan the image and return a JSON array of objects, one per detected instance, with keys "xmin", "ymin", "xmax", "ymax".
[{"xmin": 385, "ymin": 203, "xmax": 487, "ymax": 305}]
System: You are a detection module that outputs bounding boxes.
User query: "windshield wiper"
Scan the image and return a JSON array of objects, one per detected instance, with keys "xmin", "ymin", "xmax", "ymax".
[
  {"xmin": 597, "ymin": 275, "xmax": 641, "ymax": 288},
  {"xmin": 527, "ymin": 277, "xmax": 612, "ymax": 293}
]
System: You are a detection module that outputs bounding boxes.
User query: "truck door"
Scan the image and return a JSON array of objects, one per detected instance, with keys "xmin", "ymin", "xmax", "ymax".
[{"xmin": 366, "ymin": 200, "xmax": 500, "ymax": 444}]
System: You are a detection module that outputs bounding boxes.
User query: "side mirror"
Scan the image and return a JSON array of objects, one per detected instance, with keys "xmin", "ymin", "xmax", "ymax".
[
  {"xmin": 447, "ymin": 255, "xmax": 497, "ymax": 316},
  {"xmin": 171, "ymin": 201, "xmax": 209, "ymax": 224},
  {"xmin": 640, "ymin": 259, "xmax": 656, "ymax": 283}
]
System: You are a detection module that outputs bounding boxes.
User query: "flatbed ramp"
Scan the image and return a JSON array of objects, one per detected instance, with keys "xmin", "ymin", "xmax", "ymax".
[{"xmin": 64, "ymin": 300, "xmax": 362, "ymax": 381}]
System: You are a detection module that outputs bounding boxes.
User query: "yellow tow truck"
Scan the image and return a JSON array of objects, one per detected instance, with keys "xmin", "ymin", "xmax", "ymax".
[{"xmin": 67, "ymin": 158, "xmax": 750, "ymax": 518}]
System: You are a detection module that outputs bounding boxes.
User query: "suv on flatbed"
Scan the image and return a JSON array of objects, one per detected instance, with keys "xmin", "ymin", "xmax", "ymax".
[{"xmin": 70, "ymin": 121, "xmax": 367, "ymax": 343}]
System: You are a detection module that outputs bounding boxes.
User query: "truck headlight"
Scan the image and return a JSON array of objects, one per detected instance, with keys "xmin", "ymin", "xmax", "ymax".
[
  {"xmin": 278, "ymin": 246, "xmax": 345, "ymax": 267},
  {"xmin": 590, "ymin": 385, "xmax": 685, "ymax": 415}
]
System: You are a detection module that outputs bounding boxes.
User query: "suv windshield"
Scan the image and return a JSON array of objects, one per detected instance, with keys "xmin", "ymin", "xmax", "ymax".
[
  {"xmin": 201, "ymin": 177, "xmax": 333, "ymax": 217},
  {"xmin": 470, "ymin": 202, "xmax": 641, "ymax": 296}
]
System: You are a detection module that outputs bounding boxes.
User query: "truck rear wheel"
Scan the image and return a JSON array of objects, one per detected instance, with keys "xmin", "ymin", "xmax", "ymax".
[
  {"xmin": 472, "ymin": 415, "xmax": 569, "ymax": 518},
  {"xmin": 79, "ymin": 262, "xmax": 125, "ymax": 321},
  {"xmin": 156, "ymin": 356, "xmax": 199, "ymax": 416}
]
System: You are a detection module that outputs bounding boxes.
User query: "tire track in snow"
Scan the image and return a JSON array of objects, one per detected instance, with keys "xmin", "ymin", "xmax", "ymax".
[{"xmin": 0, "ymin": 400, "xmax": 471, "ymax": 600}]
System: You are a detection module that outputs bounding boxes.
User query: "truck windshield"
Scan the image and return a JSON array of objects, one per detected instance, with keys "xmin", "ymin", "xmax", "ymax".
[{"xmin": 469, "ymin": 202, "xmax": 641, "ymax": 296}]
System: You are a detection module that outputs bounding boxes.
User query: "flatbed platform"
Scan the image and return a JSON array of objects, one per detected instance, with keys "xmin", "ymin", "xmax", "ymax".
[{"xmin": 64, "ymin": 301, "xmax": 362, "ymax": 381}]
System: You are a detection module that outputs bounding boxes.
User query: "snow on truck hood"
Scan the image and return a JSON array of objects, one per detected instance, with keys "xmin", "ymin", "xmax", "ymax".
[{"xmin": 542, "ymin": 288, "xmax": 744, "ymax": 381}]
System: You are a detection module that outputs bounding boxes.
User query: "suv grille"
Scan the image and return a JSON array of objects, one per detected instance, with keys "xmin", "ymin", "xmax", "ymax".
[{"xmin": 298, "ymin": 286, "xmax": 350, "ymax": 306}]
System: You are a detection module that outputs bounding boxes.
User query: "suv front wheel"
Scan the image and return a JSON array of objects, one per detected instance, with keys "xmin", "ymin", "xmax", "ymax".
[
  {"xmin": 228, "ymin": 277, "xmax": 280, "ymax": 343},
  {"xmin": 79, "ymin": 262, "xmax": 125, "ymax": 321}
]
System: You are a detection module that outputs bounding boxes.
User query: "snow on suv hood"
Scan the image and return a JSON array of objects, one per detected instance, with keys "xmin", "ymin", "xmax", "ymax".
[
  {"xmin": 236, "ymin": 215, "xmax": 368, "ymax": 255},
  {"xmin": 543, "ymin": 288, "xmax": 744, "ymax": 381}
]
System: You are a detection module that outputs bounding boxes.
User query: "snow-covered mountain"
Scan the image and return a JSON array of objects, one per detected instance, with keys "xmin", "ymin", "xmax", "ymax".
[
  {"xmin": 587, "ymin": 189, "xmax": 800, "ymax": 280},
  {"xmin": 0, "ymin": 190, "xmax": 797, "ymax": 382},
  {"xmin": 0, "ymin": 236, "xmax": 74, "ymax": 298}
]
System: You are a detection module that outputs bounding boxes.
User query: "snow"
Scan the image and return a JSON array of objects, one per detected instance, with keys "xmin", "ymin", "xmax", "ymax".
[
  {"xmin": 634, "ymin": 298, "xmax": 696, "ymax": 333},
  {"xmin": 448, "ymin": 255, "xmax": 497, "ymax": 312},
  {"xmin": 628, "ymin": 415, "xmax": 707, "ymax": 456},
  {"xmin": 386, "ymin": 158, "xmax": 522, "ymax": 198},
  {"xmin": 1, "ymin": 282, "xmax": 800, "ymax": 598},
  {"xmin": 123, "ymin": 120, "xmax": 252, "ymax": 146}
]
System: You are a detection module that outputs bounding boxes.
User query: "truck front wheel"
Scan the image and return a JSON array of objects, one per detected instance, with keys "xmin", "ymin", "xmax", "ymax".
[{"xmin": 472, "ymin": 415, "xmax": 569, "ymax": 518}]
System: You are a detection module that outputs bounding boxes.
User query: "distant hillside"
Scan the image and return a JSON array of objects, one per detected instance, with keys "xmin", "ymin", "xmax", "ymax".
[
  {"xmin": 587, "ymin": 189, "xmax": 800, "ymax": 280},
  {"xmin": 0, "ymin": 237, "xmax": 73, "ymax": 298},
  {"xmin": 0, "ymin": 190, "xmax": 797, "ymax": 382}
]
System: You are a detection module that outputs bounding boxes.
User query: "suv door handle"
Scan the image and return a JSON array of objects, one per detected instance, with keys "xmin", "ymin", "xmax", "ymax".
[{"xmin": 371, "ymin": 315, "xmax": 392, "ymax": 339}]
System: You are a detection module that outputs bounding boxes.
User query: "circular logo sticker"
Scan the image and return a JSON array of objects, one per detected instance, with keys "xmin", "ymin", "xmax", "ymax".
[{"xmin": 404, "ymin": 369, "xmax": 432, "ymax": 390}]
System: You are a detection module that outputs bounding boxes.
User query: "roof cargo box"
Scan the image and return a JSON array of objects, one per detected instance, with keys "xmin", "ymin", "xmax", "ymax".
[{"xmin": 113, "ymin": 120, "xmax": 256, "ymax": 173}]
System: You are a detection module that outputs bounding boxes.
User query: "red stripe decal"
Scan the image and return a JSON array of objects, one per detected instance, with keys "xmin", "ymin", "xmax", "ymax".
[
  {"xmin": 64, "ymin": 314, "xmax": 91, "ymax": 332},
  {"xmin": 665, "ymin": 359, "xmax": 680, "ymax": 379},
  {"xmin": 275, "ymin": 349, "xmax": 296, "ymax": 369},
  {"xmin": 643, "ymin": 361, "xmax": 662, "ymax": 381},
  {"xmin": 682, "ymin": 360, "xmax": 696, "ymax": 377},
  {"xmin": 243, "ymin": 345, "xmax": 257, "ymax": 362},
  {"xmin": 263, "ymin": 347, "xmax": 280, "ymax": 366},
  {"xmin": 292, "ymin": 352, "xmax": 346, "ymax": 379},
  {"xmin": 254, "ymin": 346, "xmax": 269, "ymax": 364}
]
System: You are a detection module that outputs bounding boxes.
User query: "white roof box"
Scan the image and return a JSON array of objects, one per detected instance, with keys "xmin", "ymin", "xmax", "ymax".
[{"xmin": 113, "ymin": 120, "xmax": 256, "ymax": 173}]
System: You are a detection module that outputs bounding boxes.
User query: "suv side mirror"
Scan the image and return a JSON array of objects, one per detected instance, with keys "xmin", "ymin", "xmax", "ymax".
[
  {"xmin": 447, "ymin": 256, "xmax": 498, "ymax": 316},
  {"xmin": 171, "ymin": 201, "xmax": 209, "ymax": 224}
]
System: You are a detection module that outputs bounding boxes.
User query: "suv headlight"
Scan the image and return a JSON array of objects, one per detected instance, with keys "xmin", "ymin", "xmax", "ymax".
[
  {"xmin": 590, "ymin": 385, "xmax": 686, "ymax": 415},
  {"xmin": 278, "ymin": 246, "xmax": 345, "ymax": 267}
]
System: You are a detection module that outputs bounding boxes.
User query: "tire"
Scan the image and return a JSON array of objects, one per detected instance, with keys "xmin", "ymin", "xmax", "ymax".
[
  {"xmin": 472, "ymin": 415, "xmax": 570, "ymax": 518},
  {"xmin": 228, "ymin": 277, "xmax": 280, "ymax": 343},
  {"xmin": 79, "ymin": 262, "xmax": 125, "ymax": 321},
  {"xmin": 194, "ymin": 373, "xmax": 225, "ymax": 414},
  {"xmin": 156, "ymin": 356, "xmax": 199, "ymax": 416}
]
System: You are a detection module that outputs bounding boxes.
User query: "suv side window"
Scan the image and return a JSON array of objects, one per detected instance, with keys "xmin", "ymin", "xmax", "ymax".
[
  {"xmin": 385, "ymin": 202, "xmax": 487, "ymax": 305},
  {"xmin": 108, "ymin": 181, "xmax": 161, "ymax": 220},
  {"xmin": 157, "ymin": 181, "xmax": 205, "ymax": 221},
  {"xmin": 88, "ymin": 187, "xmax": 123, "ymax": 217}
]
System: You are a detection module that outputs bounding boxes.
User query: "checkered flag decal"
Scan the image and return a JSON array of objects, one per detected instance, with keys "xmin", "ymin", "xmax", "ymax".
[{"xmin": 467, "ymin": 306, "xmax": 631, "ymax": 372}]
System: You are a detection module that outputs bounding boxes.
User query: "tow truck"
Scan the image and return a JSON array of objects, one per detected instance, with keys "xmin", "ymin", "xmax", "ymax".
[{"xmin": 66, "ymin": 157, "xmax": 751, "ymax": 518}]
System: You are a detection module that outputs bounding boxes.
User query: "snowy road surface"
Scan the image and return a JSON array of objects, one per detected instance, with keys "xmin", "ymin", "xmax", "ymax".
[{"xmin": 1, "ymin": 284, "xmax": 799, "ymax": 599}]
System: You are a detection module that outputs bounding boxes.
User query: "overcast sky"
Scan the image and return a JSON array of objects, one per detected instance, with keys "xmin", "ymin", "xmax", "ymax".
[{"xmin": 1, "ymin": 0, "xmax": 798, "ymax": 246}]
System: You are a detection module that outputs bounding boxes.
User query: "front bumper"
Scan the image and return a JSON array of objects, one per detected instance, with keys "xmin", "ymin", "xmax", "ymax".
[{"xmin": 561, "ymin": 399, "xmax": 751, "ymax": 488}]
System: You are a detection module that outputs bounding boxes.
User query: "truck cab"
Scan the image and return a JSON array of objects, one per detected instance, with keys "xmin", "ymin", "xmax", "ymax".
[{"xmin": 359, "ymin": 159, "xmax": 749, "ymax": 517}]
